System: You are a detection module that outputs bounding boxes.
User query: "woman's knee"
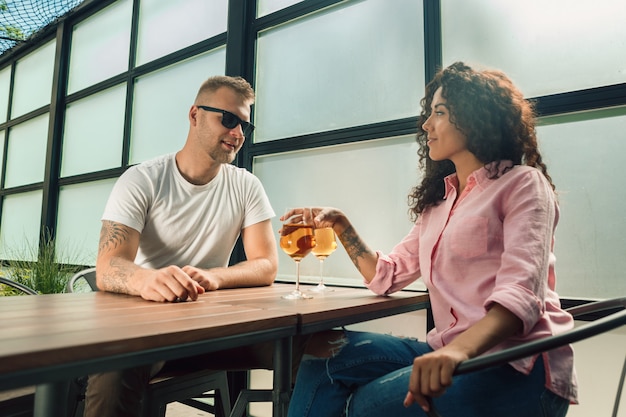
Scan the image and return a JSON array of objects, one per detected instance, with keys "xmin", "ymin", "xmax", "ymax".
[{"xmin": 303, "ymin": 329, "xmax": 348, "ymax": 358}]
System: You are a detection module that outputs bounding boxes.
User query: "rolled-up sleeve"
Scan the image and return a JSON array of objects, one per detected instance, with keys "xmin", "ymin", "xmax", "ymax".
[
  {"xmin": 366, "ymin": 224, "xmax": 423, "ymax": 295},
  {"xmin": 484, "ymin": 169, "xmax": 557, "ymax": 335}
]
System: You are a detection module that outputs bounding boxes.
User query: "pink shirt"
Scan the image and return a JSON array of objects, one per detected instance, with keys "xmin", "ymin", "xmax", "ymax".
[{"xmin": 367, "ymin": 163, "xmax": 577, "ymax": 403}]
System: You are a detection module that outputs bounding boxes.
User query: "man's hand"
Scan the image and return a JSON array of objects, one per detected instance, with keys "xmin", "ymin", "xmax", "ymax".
[
  {"xmin": 138, "ymin": 265, "xmax": 205, "ymax": 302},
  {"xmin": 183, "ymin": 265, "xmax": 220, "ymax": 291}
]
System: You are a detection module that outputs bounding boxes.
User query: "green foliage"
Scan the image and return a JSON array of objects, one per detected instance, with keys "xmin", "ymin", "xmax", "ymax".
[
  {"xmin": 0, "ymin": 232, "xmax": 84, "ymax": 295},
  {"xmin": 0, "ymin": 279, "xmax": 29, "ymax": 296}
]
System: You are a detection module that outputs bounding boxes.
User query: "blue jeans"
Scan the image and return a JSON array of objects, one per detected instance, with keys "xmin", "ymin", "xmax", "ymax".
[{"xmin": 288, "ymin": 330, "xmax": 569, "ymax": 417}]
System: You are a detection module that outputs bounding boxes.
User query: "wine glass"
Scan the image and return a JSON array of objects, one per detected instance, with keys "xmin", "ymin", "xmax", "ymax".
[
  {"xmin": 279, "ymin": 208, "xmax": 316, "ymax": 299},
  {"xmin": 309, "ymin": 227, "xmax": 337, "ymax": 293}
]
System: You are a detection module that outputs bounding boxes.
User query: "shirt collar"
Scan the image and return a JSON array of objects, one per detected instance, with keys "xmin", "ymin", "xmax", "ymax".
[{"xmin": 443, "ymin": 160, "xmax": 514, "ymax": 199}]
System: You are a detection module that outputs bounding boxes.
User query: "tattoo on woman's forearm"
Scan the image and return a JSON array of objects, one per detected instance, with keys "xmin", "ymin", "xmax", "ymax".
[
  {"xmin": 339, "ymin": 226, "xmax": 369, "ymax": 272},
  {"xmin": 99, "ymin": 221, "xmax": 129, "ymax": 253}
]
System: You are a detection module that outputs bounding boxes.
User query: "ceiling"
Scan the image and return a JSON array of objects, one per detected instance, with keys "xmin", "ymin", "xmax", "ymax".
[{"xmin": 0, "ymin": 0, "xmax": 85, "ymax": 56}]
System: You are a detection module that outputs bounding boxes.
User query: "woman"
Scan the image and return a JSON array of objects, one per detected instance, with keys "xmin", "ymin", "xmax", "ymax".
[{"xmin": 286, "ymin": 62, "xmax": 577, "ymax": 417}]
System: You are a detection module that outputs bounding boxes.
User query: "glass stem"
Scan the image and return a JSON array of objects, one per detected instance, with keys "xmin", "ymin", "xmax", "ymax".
[
  {"xmin": 295, "ymin": 260, "xmax": 301, "ymax": 291},
  {"xmin": 319, "ymin": 260, "xmax": 324, "ymax": 285}
]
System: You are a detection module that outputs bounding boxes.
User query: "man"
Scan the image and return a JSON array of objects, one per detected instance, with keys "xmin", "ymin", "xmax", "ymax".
[{"xmin": 85, "ymin": 75, "xmax": 279, "ymax": 416}]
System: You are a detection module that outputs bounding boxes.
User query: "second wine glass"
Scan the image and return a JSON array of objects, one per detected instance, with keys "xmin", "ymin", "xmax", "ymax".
[
  {"xmin": 279, "ymin": 208, "xmax": 316, "ymax": 299},
  {"xmin": 310, "ymin": 227, "xmax": 337, "ymax": 292}
]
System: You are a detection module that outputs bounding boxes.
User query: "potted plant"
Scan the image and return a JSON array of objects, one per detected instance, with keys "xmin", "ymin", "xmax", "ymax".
[{"xmin": 0, "ymin": 231, "xmax": 84, "ymax": 296}]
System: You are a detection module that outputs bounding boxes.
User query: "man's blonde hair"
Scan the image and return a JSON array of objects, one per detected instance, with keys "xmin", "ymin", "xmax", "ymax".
[{"xmin": 195, "ymin": 75, "xmax": 255, "ymax": 103}]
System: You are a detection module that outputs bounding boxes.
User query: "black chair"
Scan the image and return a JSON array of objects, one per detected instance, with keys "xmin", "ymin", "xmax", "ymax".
[
  {"xmin": 426, "ymin": 297, "xmax": 626, "ymax": 417},
  {"xmin": 0, "ymin": 276, "xmax": 38, "ymax": 295},
  {"xmin": 66, "ymin": 268, "xmax": 231, "ymax": 417}
]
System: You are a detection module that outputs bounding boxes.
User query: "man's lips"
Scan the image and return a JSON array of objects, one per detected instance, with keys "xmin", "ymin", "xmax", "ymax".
[{"xmin": 222, "ymin": 140, "xmax": 237, "ymax": 150}]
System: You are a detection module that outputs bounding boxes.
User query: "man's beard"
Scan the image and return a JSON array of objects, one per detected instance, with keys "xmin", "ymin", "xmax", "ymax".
[{"xmin": 209, "ymin": 146, "xmax": 237, "ymax": 164}]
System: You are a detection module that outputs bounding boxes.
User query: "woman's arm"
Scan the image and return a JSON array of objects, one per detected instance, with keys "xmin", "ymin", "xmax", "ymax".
[
  {"xmin": 282, "ymin": 207, "xmax": 380, "ymax": 282},
  {"xmin": 404, "ymin": 303, "xmax": 523, "ymax": 412},
  {"xmin": 315, "ymin": 207, "xmax": 379, "ymax": 283}
]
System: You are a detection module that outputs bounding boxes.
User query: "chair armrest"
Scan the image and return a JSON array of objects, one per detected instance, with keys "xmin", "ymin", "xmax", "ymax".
[
  {"xmin": 455, "ymin": 298, "xmax": 626, "ymax": 376},
  {"xmin": 0, "ymin": 277, "xmax": 37, "ymax": 295}
]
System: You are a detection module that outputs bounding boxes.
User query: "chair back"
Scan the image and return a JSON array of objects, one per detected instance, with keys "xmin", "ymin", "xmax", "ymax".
[
  {"xmin": 0, "ymin": 276, "xmax": 38, "ymax": 295},
  {"xmin": 65, "ymin": 267, "xmax": 98, "ymax": 293}
]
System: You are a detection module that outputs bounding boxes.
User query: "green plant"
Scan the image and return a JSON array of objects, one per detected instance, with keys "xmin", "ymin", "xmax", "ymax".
[{"xmin": 1, "ymin": 232, "xmax": 84, "ymax": 295}]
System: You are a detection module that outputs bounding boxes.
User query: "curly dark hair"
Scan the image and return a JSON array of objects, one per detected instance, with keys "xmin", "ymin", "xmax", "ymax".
[{"xmin": 408, "ymin": 62, "xmax": 554, "ymax": 221}]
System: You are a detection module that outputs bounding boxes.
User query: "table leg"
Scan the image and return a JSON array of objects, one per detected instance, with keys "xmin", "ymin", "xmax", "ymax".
[
  {"xmin": 34, "ymin": 381, "xmax": 70, "ymax": 417},
  {"xmin": 272, "ymin": 336, "xmax": 292, "ymax": 417}
]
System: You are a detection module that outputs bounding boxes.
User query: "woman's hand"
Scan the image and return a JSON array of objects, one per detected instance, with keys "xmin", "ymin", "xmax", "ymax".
[
  {"xmin": 403, "ymin": 346, "xmax": 468, "ymax": 412},
  {"xmin": 279, "ymin": 207, "xmax": 349, "ymax": 234},
  {"xmin": 405, "ymin": 303, "xmax": 523, "ymax": 412},
  {"xmin": 280, "ymin": 206, "xmax": 379, "ymax": 281},
  {"xmin": 311, "ymin": 207, "xmax": 350, "ymax": 233}
]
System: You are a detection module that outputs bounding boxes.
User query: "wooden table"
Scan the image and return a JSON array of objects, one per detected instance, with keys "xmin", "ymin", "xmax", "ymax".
[
  {"xmin": 205, "ymin": 283, "xmax": 430, "ymax": 334},
  {"xmin": 0, "ymin": 290, "xmax": 298, "ymax": 417},
  {"xmin": 0, "ymin": 283, "xmax": 429, "ymax": 417},
  {"xmin": 204, "ymin": 283, "xmax": 430, "ymax": 417}
]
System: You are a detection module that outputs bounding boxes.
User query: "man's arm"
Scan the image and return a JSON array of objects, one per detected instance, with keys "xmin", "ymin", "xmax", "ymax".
[
  {"xmin": 183, "ymin": 219, "xmax": 278, "ymax": 290},
  {"xmin": 96, "ymin": 220, "xmax": 204, "ymax": 301}
]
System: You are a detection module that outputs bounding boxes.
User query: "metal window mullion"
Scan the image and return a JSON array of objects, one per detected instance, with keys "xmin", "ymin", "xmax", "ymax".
[{"xmin": 40, "ymin": 21, "xmax": 71, "ymax": 247}]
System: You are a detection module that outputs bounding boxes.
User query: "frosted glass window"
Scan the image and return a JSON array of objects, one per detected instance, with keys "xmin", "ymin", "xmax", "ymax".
[
  {"xmin": 0, "ymin": 190, "xmax": 43, "ymax": 261},
  {"xmin": 441, "ymin": 0, "xmax": 626, "ymax": 97},
  {"xmin": 537, "ymin": 108, "xmax": 626, "ymax": 299},
  {"xmin": 61, "ymin": 84, "xmax": 127, "ymax": 177},
  {"xmin": 0, "ymin": 130, "xmax": 4, "ymax": 184},
  {"xmin": 254, "ymin": 135, "xmax": 426, "ymax": 290},
  {"xmin": 130, "ymin": 48, "xmax": 226, "ymax": 164},
  {"xmin": 136, "ymin": 0, "xmax": 228, "ymax": 66},
  {"xmin": 4, "ymin": 114, "xmax": 49, "ymax": 187},
  {"xmin": 67, "ymin": 0, "xmax": 132, "ymax": 94},
  {"xmin": 257, "ymin": 0, "xmax": 303, "ymax": 17},
  {"xmin": 254, "ymin": 0, "xmax": 424, "ymax": 142},
  {"xmin": 11, "ymin": 40, "xmax": 55, "ymax": 118},
  {"xmin": 56, "ymin": 179, "xmax": 117, "ymax": 264},
  {"xmin": 0, "ymin": 66, "xmax": 10, "ymax": 122}
]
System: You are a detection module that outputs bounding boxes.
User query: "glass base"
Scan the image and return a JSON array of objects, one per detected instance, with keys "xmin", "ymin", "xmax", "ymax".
[
  {"xmin": 309, "ymin": 283, "xmax": 334, "ymax": 293},
  {"xmin": 282, "ymin": 289, "xmax": 313, "ymax": 299}
]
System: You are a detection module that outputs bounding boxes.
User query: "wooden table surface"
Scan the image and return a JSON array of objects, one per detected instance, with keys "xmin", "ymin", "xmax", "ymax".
[
  {"xmin": 0, "ymin": 283, "xmax": 430, "ymax": 417},
  {"xmin": 201, "ymin": 283, "xmax": 429, "ymax": 417},
  {"xmin": 205, "ymin": 283, "xmax": 430, "ymax": 334},
  {"xmin": 0, "ymin": 290, "xmax": 298, "ymax": 391}
]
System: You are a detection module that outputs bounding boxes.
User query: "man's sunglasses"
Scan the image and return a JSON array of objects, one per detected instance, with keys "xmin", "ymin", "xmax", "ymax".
[{"xmin": 197, "ymin": 105, "xmax": 255, "ymax": 137}]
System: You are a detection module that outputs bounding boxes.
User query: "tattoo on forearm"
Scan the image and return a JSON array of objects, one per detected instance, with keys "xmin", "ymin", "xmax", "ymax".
[
  {"xmin": 339, "ymin": 225, "xmax": 370, "ymax": 273},
  {"xmin": 99, "ymin": 221, "xmax": 130, "ymax": 253},
  {"xmin": 98, "ymin": 221, "xmax": 134, "ymax": 294},
  {"xmin": 107, "ymin": 257, "xmax": 134, "ymax": 294}
]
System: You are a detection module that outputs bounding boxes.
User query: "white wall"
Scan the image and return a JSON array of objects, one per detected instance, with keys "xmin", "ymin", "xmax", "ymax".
[{"xmin": 567, "ymin": 322, "xmax": 626, "ymax": 417}]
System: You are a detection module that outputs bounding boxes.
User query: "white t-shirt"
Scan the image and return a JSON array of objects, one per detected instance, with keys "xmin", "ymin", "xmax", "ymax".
[{"xmin": 102, "ymin": 153, "xmax": 275, "ymax": 269}]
